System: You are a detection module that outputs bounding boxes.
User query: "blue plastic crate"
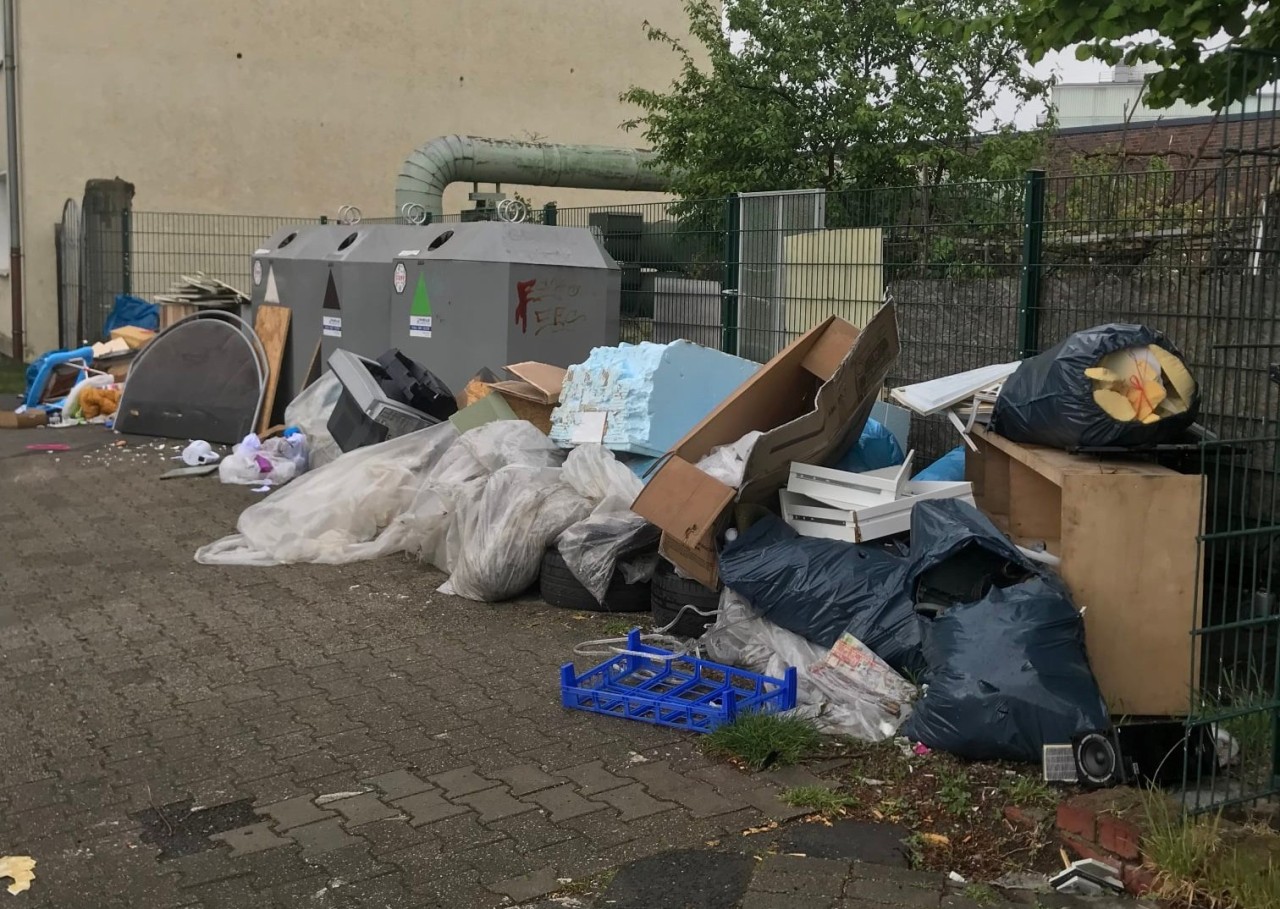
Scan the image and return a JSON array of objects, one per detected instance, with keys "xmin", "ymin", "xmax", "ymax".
[{"xmin": 560, "ymin": 630, "xmax": 797, "ymax": 733}]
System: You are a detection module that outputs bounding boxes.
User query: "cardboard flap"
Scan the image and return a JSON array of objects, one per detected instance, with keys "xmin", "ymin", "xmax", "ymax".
[
  {"xmin": 495, "ymin": 362, "xmax": 566, "ymax": 404},
  {"xmin": 632, "ymin": 456, "xmax": 736, "ymax": 549},
  {"xmin": 801, "ymin": 319, "xmax": 860, "ymax": 381}
]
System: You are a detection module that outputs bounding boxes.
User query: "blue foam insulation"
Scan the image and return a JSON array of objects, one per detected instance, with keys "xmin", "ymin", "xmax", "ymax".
[{"xmin": 550, "ymin": 341, "xmax": 760, "ymax": 457}]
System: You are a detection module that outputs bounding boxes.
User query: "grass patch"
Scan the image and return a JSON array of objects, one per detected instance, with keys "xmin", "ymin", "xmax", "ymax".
[
  {"xmin": 998, "ymin": 774, "xmax": 1058, "ymax": 809},
  {"xmin": 1142, "ymin": 788, "xmax": 1280, "ymax": 909},
  {"xmin": 962, "ymin": 883, "xmax": 1000, "ymax": 906},
  {"xmin": 602, "ymin": 618, "xmax": 636, "ymax": 637},
  {"xmin": 781, "ymin": 785, "xmax": 857, "ymax": 816},
  {"xmin": 1213, "ymin": 667, "xmax": 1274, "ymax": 787},
  {"xmin": 703, "ymin": 713, "xmax": 822, "ymax": 771},
  {"xmin": 936, "ymin": 766, "xmax": 972, "ymax": 816}
]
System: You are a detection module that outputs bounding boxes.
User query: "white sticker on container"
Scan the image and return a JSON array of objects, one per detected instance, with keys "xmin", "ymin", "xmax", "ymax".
[
  {"xmin": 252, "ymin": 259, "xmax": 263, "ymax": 286},
  {"xmin": 393, "ymin": 262, "xmax": 407, "ymax": 294},
  {"xmin": 409, "ymin": 315, "xmax": 433, "ymax": 338},
  {"xmin": 254, "ymin": 248, "xmax": 271, "ymax": 255},
  {"xmin": 322, "ymin": 315, "xmax": 343, "ymax": 337},
  {"xmin": 398, "ymin": 249, "xmax": 421, "ymax": 257}
]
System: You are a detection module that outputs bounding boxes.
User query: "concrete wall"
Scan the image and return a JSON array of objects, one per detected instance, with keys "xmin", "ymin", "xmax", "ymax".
[{"xmin": 1, "ymin": 0, "xmax": 696, "ymax": 355}]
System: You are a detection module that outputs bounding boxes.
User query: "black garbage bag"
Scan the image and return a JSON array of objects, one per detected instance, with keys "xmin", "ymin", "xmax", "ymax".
[
  {"xmin": 375, "ymin": 349, "xmax": 458, "ymax": 422},
  {"xmin": 901, "ymin": 576, "xmax": 1110, "ymax": 763},
  {"xmin": 719, "ymin": 515, "xmax": 903, "ymax": 650},
  {"xmin": 845, "ymin": 498, "xmax": 1038, "ymax": 675},
  {"xmin": 990, "ymin": 323, "xmax": 1198, "ymax": 450}
]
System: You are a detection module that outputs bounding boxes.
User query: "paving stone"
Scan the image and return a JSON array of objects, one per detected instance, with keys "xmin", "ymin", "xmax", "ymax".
[
  {"xmin": 492, "ymin": 763, "xmax": 564, "ymax": 796},
  {"xmin": 844, "ymin": 874, "xmax": 946, "ymax": 908},
  {"xmin": 362, "ymin": 768, "xmax": 433, "ymax": 800},
  {"xmin": 751, "ymin": 854, "xmax": 851, "ymax": 896},
  {"xmin": 693, "ymin": 764, "xmax": 811, "ymax": 822},
  {"xmin": 592, "ymin": 783, "xmax": 678, "ymax": 822},
  {"xmin": 454, "ymin": 784, "xmax": 539, "ymax": 822},
  {"xmin": 255, "ymin": 795, "xmax": 334, "ymax": 831},
  {"xmin": 288, "ymin": 817, "xmax": 361, "ymax": 856},
  {"xmin": 526, "ymin": 783, "xmax": 608, "ymax": 822},
  {"xmin": 326, "ymin": 792, "xmax": 401, "ymax": 827},
  {"xmin": 560, "ymin": 759, "xmax": 634, "ymax": 795},
  {"xmin": 427, "ymin": 765, "xmax": 499, "ymax": 797},
  {"xmin": 393, "ymin": 788, "xmax": 469, "ymax": 826},
  {"xmin": 629, "ymin": 760, "xmax": 742, "ymax": 818},
  {"xmin": 208, "ymin": 821, "xmax": 291, "ymax": 857},
  {"xmin": 487, "ymin": 864, "xmax": 560, "ymax": 902}
]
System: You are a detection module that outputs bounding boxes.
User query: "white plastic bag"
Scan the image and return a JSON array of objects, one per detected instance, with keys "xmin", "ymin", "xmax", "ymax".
[
  {"xmin": 703, "ymin": 590, "xmax": 913, "ymax": 742},
  {"xmin": 556, "ymin": 445, "xmax": 656, "ymax": 604},
  {"xmin": 283, "ymin": 371, "xmax": 342, "ymax": 470},
  {"xmin": 218, "ymin": 433, "xmax": 298, "ymax": 486},
  {"xmin": 196, "ymin": 421, "xmax": 459, "ymax": 565},
  {"xmin": 696, "ymin": 430, "xmax": 762, "ymax": 488}
]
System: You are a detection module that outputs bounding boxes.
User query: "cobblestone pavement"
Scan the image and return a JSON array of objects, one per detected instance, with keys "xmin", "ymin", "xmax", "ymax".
[{"xmin": 0, "ymin": 433, "xmax": 844, "ymax": 908}]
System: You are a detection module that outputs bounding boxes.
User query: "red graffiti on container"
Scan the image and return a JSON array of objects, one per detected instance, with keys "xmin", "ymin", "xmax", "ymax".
[{"xmin": 515, "ymin": 279, "xmax": 541, "ymax": 334}]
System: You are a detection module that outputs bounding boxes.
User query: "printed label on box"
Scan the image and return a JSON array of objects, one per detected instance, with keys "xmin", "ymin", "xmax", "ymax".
[
  {"xmin": 409, "ymin": 315, "xmax": 433, "ymax": 338},
  {"xmin": 322, "ymin": 315, "xmax": 342, "ymax": 337}
]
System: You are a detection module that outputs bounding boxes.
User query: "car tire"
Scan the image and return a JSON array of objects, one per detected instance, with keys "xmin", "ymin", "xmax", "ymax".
[
  {"xmin": 539, "ymin": 548, "xmax": 651, "ymax": 613},
  {"xmin": 651, "ymin": 561, "xmax": 721, "ymax": 637}
]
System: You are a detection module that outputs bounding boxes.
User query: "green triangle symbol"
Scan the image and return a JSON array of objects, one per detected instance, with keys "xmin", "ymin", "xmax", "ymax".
[{"xmin": 411, "ymin": 275, "xmax": 432, "ymax": 316}]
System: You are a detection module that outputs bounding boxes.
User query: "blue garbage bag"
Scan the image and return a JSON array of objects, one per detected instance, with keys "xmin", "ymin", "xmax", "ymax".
[
  {"xmin": 102, "ymin": 294, "xmax": 159, "ymax": 338},
  {"xmin": 828, "ymin": 418, "xmax": 905, "ymax": 473},
  {"xmin": 913, "ymin": 446, "xmax": 966, "ymax": 482}
]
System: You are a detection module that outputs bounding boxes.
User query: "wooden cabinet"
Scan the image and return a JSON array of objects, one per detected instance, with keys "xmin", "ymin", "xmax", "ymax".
[{"xmin": 966, "ymin": 426, "xmax": 1203, "ymax": 716}]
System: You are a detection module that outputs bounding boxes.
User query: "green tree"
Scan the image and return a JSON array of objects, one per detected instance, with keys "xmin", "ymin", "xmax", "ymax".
[
  {"xmin": 1017, "ymin": 0, "xmax": 1267, "ymax": 108},
  {"xmin": 621, "ymin": 0, "xmax": 1048, "ymax": 198}
]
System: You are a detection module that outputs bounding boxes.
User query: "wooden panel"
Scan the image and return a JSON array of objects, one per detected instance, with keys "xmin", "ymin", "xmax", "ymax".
[
  {"xmin": 254, "ymin": 305, "xmax": 292, "ymax": 435},
  {"xmin": 1008, "ymin": 460, "xmax": 1063, "ymax": 544},
  {"xmin": 968, "ymin": 439, "xmax": 1011, "ymax": 522},
  {"xmin": 971, "ymin": 425, "xmax": 1179, "ymax": 484},
  {"xmin": 1060, "ymin": 472, "xmax": 1204, "ymax": 716}
]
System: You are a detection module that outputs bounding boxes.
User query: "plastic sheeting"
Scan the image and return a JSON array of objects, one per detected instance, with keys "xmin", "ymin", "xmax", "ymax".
[
  {"xmin": 913, "ymin": 446, "xmax": 966, "ymax": 482},
  {"xmin": 284, "ymin": 372, "xmax": 343, "ymax": 470},
  {"xmin": 829, "ymin": 418, "xmax": 906, "ymax": 473},
  {"xmin": 991, "ymin": 324, "xmax": 1199, "ymax": 450},
  {"xmin": 703, "ymin": 590, "xmax": 914, "ymax": 742},
  {"xmin": 901, "ymin": 576, "xmax": 1110, "ymax": 762}
]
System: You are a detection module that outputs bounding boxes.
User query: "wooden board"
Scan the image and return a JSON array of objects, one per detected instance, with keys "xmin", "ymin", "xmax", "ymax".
[
  {"xmin": 1061, "ymin": 472, "xmax": 1203, "ymax": 716},
  {"xmin": 254, "ymin": 305, "xmax": 292, "ymax": 435}
]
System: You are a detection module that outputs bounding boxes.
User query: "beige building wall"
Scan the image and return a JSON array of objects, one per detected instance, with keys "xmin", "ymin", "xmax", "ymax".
[{"xmin": 1, "ymin": 0, "xmax": 695, "ymax": 356}]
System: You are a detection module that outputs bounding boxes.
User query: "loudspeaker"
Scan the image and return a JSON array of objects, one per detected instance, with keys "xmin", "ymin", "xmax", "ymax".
[{"xmin": 1072, "ymin": 729, "xmax": 1127, "ymax": 788}]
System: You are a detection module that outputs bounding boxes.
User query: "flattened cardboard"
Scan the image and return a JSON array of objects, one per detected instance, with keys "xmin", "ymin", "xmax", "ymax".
[
  {"xmin": 0, "ymin": 409, "xmax": 48, "ymax": 429},
  {"xmin": 633, "ymin": 303, "xmax": 900, "ymax": 587},
  {"xmin": 492, "ymin": 361, "xmax": 566, "ymax": 405}
]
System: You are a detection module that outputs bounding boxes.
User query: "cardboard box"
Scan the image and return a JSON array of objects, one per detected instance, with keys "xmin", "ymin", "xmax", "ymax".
[
  {"xmin": 632, "ymin": 303, "xmax": 900, "ymax": 588},
  {"xmin": 0, "ymin": 409, "xmax": 48, "ymax": 429},
  {"xmin": 486, "ymin": 361, "xmax": 566, "ymax": 435}
]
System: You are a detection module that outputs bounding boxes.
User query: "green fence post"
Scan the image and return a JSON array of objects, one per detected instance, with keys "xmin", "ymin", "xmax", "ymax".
[
  {"xmin": 721, "ymin": 193, "xmax": 740, "ymax": 355},
  {"xmin": 121, "ymin": 207, "xmax": 132, "ymax": 296},
  {"xmin": 1017, "ymin": 169, "xmax": 1046, "ymax": 359},
  {"xmin": 542, "ymin": 202, "xmax": 557, "ymax": 226}
]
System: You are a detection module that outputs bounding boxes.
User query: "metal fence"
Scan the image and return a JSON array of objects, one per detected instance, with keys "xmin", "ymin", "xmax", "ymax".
[{"xmin": 68, "ymin": 140, "xmax": 1280, "ymax": 810}]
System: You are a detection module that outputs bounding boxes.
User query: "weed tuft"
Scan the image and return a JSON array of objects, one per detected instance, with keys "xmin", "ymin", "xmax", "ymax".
[
  {"xmin": 703, "ymin": 713, "xmax": 822, "ymax": 771},
  {"xmin": 781, "ymin": 785, "xmax": 857, "ymax": 816}
]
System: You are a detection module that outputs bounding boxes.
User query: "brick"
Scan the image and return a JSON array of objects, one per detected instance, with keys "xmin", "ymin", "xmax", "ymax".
[
  {"xmin": 492, "ymin": 763, "xmax": 563, "ymax": 796},
  {"xmin": 209, "ymin": 821, "xmax": 290, "ymax": 857},
  {"xmin": 1098, "ymin": 812, "xmax": 1143, "ymax": 861},
  {"xmin": 629, "ymin": 761, "xmax": 741, "ymax": 818},
  {"xmin": 288, "ymin": 817, "xmax": 359, "ymax": 856},
  {"xmin": 1058, "ymin": 831, "xmax": 1113, "ymax": 865},
  {"xmin": 487, "ymin": 865, "xmax": 560, "ymax": 902},
  {"xmin": 1056, "ymin": 797, "xmax": 1098, "ymax": 840},
  {"xmin": 1003, "ymin": 805, "xmax": 1050, "ymax": 831},
  {"xmin": 593, "ymin": 783, "xmax": 677, "ymax": 821},
  {"xmin": 527, "ymin": 784, "xmax": 607, "ymax": 822},
  {"xmin": 362, "ymin": 768, "xmax": 433, "ymax": 800},
  {"xmin": 393, "ymin": 789, "xmax": 469, "ymax": 826},
  {"xmin": 326, "ymin": 792, "xmax": 400, "ymax": 827},
  {"xmin": 255, "ymin": 796, "xmax": 334, "ymax": 831},
  {"xmin": 1121, "ymin": 860, "xmax": 1157, "ymax": 895},
  {"xmin": 454, "ymin": 785, "xmax": 539, "ymax": 822},
  {"xmin": 427, "ymin": 765, "xmax": 499, "ymax": 797},
  {"xmin": 560, "ymin": 760, "xmax": 633, "ymax": 795}
]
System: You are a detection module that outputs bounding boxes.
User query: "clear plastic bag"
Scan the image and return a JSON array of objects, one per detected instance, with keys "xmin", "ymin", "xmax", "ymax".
[
  {"xmin": 703, "ymin": 590, "xmax": 913, "ymax": 742},
  {"xmin": 218, "ymin": 433, "xmax": 299, "ymax": 486},
  {"xmin": 283, "ymin": 371, "xmax": 343, "ymax": 470},
  {"xmin": 196, "ymin": 421, "xmax": 459, "ymax": 565},
  {"xmin": 696, "ymin": 430, "xmax": 762, "ymax": 487}
]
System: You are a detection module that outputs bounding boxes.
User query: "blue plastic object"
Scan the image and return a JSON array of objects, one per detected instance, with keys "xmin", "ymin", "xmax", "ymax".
[
  {"xmin": 23, "ymin": 346, "xmax": 94, "ymax": 409},
  {"xmin": 829, "ymin": 418, "xmax": 906, "ymax": 473},
  {"xmin": 560, "ymin": 630, "xmax": 797, "ymax": 733},
  {"xmin": 913, "ymin": 446, "xmax": 966, "ymax": 482},
  {"xmin": 102, "ymin": 294, "xmax": 159, "ymax": 338}
]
